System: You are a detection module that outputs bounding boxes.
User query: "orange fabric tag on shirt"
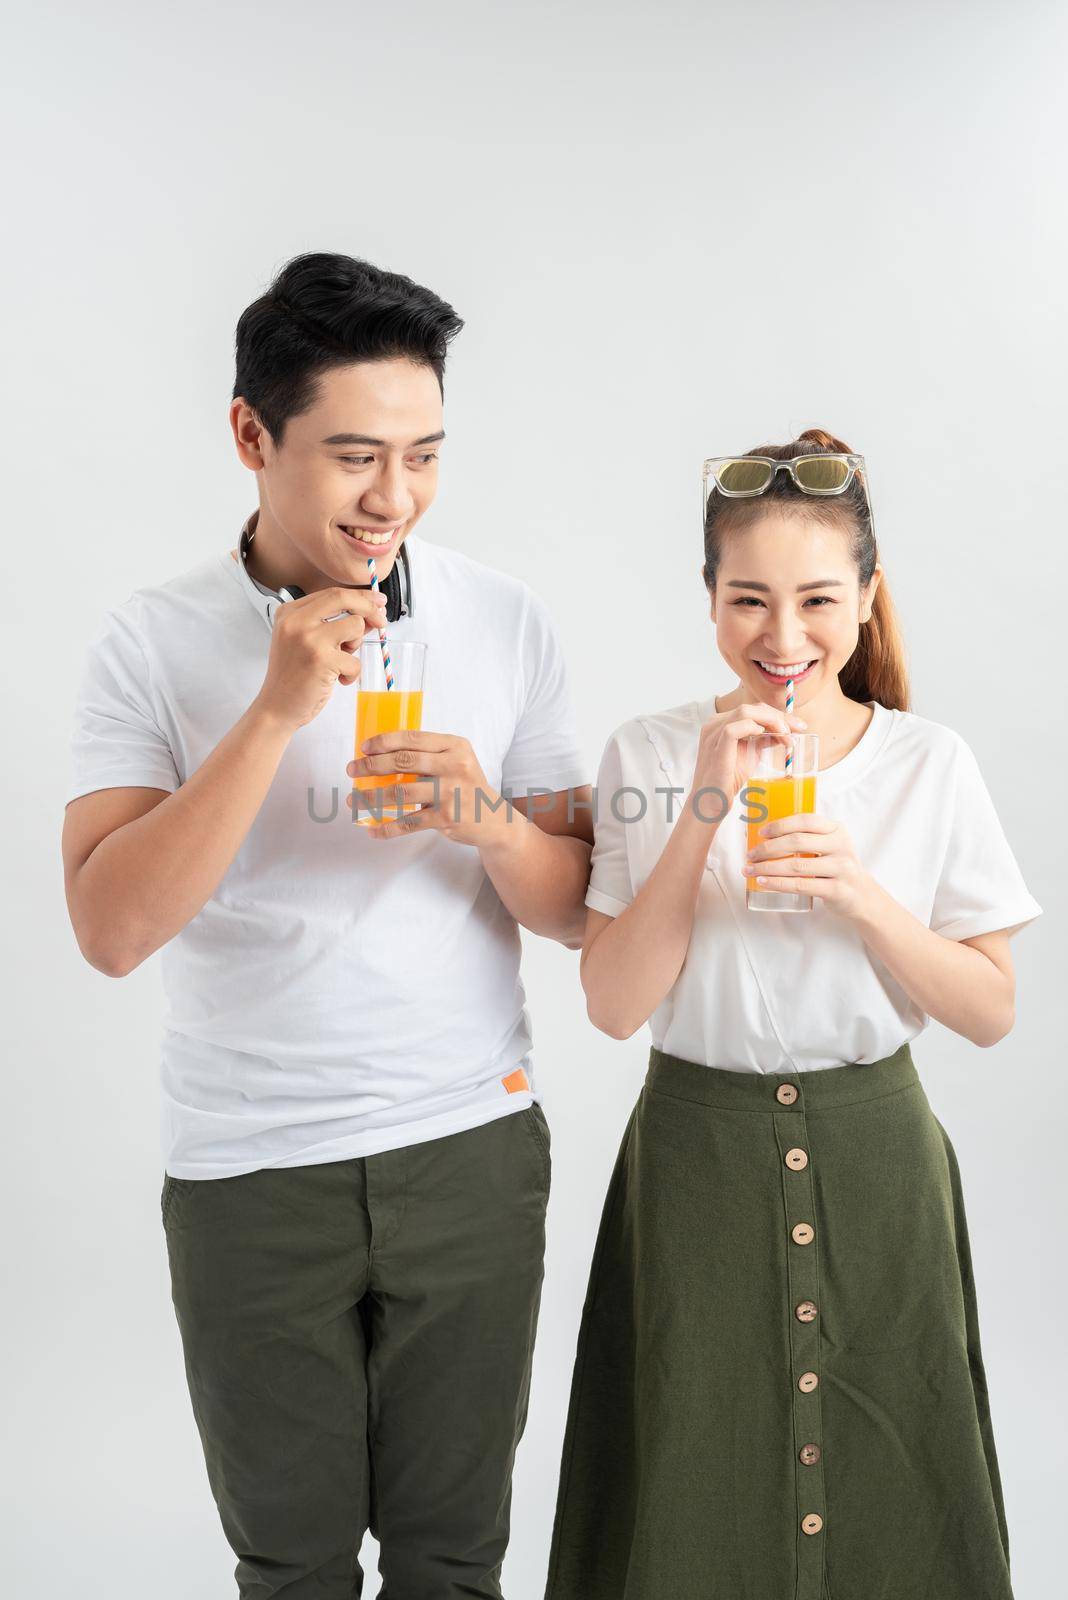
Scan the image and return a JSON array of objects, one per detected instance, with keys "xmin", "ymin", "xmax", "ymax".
[{"xmin": 501, "ymin": 1066, "xmax": 530, "ymax": 1095}]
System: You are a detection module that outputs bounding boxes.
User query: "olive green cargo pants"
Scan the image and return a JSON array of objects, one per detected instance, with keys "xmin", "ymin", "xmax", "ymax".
[{"xmin": 161, "ymin": 1103, "xmax": 551, "ymax": 1598}]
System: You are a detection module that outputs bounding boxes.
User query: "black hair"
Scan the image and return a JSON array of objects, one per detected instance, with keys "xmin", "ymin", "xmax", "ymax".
[{"xmin": 232, "ymin": 251, "xmax": 465, "ymax": 447}]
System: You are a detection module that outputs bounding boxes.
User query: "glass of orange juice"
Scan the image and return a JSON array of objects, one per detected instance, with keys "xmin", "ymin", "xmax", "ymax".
[
  {"xmin": 353, "ymin": 639, "xmax": 428, "ymax": 827},
  {"xmin": 742, "ymin": 732, "xmax": 819, "ymax": 912}
]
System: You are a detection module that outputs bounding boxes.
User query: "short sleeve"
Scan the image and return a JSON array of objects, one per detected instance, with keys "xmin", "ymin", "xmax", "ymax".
[
  {"xmin": 585, "ymin": 733, "xmax": 634, "ymax": 918},
  {"xmin": 929, "ymin": 736, "xmax": 1042, "ymax": 941},
  {"xmin": 67, "ymin": 606, "xmax": 181, "ymax": 803},
  {"xmin": 499, "ymin": 587, "xmax": 588, "ymax": 796}
]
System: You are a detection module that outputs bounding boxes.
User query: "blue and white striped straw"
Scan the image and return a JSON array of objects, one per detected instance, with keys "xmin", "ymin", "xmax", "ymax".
[
  {"xmin": 784, "ymin": 677, "xmax": 794, "ymax": 773},
  {"xmin": 366, "ymin": 558, "xmax": 394, "ymax": 690}
]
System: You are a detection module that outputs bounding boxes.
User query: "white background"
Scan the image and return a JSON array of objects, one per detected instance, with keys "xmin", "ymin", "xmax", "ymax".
[{"xmin": 3, "ymin": 1, "xmax": 1065, "ymax": 1594}]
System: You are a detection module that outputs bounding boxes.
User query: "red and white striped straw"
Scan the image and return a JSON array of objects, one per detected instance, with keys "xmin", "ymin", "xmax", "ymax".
[
  {"xmin": 784, "ymin": 678, "xmax": 795, "ymax": 772},
  {"xmin": 366, "ymin": 558, "xmax": 394, "ymax": 690}
]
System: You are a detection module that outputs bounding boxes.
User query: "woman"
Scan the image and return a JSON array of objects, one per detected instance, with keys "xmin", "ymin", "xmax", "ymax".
[{"xmin": 544, "ymin": 429, "xmax": 1041, "ymax": 1600}]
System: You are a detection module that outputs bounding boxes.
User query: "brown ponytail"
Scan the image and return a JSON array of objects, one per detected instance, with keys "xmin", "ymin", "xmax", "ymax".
[{"xmin": 702, "ymin": 427, "xmax": 910, "ymax": 712}]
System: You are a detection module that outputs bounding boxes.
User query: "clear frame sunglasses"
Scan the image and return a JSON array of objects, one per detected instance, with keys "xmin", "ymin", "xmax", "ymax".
[{"xmin": 702, "ymin": 452, "xmax": 875, "ymax": 538}]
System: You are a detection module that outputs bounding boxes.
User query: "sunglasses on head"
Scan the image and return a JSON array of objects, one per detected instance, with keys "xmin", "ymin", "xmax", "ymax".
[{"xmin": 702, "ymin": 452, "xmax": 875, "ymax": 538}]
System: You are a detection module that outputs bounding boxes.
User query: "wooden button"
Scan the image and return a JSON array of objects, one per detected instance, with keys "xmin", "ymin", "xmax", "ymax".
[
  {"xmin": 798, "ymin": 1370, "xmax": 819, "ymax": 1392},
  {"xmin": 776, "ymin": 1083, "xmax": 799, "ymax": 1105},
  {"xmin": 795, "ymin": 1300, "xmax": 818, "ymax": 1323},
  {"xmin": 801, "ymin": 1513, "xmax": 824, "ymax": 1535},
  {"xmin": 792, "ymin": 1222, "xmax": 814, "ymax": 1245},
  {"xmin": 799, "ymin": 1443, "xmax": 822, "ymax": 1465},
  {"xmin": 785, "ymin": 1147, "xmax": 809, "ymax": 1171}
]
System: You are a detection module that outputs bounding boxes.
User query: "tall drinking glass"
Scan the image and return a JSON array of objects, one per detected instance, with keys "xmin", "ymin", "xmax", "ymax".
[
  {"xmin": 743, "ymin": 732, "xmax": 819, "ymax": 912},
  {"xmin": 353, "ymin": 640, "xmax": 428, "ymax": 827}
]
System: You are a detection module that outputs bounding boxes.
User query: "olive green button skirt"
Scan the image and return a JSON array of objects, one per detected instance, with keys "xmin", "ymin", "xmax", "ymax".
[{"xmin": 544, "ymin": 1042, "xmax": 1014, "ymax": 1600}]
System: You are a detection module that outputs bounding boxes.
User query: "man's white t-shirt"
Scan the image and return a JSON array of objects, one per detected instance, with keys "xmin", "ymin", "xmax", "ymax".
[
  {"xmin": 586, "ymin": 696, "xmax": 1042, "ymax": 1071},
  {"xmin": 68, "ymin": 530, "xmax": 588, "ymax": 1178}
]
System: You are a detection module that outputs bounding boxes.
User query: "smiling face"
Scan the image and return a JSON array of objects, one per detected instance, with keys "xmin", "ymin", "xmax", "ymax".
[
  {"xmin": 708, "ymin": 507, "xmax": 881, "ymax": 709},
  {"xmin": 231, "ymin": 356, "xmax": 444, "ymax": 587}
]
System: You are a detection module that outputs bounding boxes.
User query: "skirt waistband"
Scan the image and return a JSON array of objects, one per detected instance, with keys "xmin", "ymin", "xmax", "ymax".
[{"xmin": 645, "ymin": 1040, "xmax": 918, "ymax": 1113}]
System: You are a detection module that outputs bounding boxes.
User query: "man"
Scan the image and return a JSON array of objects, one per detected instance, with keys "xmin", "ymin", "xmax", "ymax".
[{"xmin": 62, "ymin": 251, "xmax": 593, "ymax": 1598}]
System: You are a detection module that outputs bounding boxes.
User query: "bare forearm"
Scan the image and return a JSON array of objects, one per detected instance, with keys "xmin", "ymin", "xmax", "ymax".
[
  {"xmin": 851, "ymin": 879, "xmax": 1013, "ymax": 1046},
  {"xmin": 74, "ymin": 702, "xmax": 293, "ymax": 974},
  {"xmin": 478, "ymin": 806, "xmax": 592, "ymax": 946},
  {"xmin": 582, "ymin": 806, "xmax": 718, "ymax": 1037}
]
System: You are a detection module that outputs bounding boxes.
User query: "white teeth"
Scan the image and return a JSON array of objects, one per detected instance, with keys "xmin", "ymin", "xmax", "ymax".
[
  {"xmin": 342, "ymin": 527, "xmax": 397, "ymax": 545},
  {"xmin": 758, "ymin": 660, "xmax": 814, "ymax": 674}
]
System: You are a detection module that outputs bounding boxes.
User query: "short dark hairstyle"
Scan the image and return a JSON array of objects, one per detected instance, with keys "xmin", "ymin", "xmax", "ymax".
[{"xmin": 232, "ymin": 251, "xmax": 465, "ymax": 447}]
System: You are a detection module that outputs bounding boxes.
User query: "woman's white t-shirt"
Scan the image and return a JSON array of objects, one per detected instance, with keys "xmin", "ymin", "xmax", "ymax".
[
  {"xmin": 586, "ymin": 697, "xmax": 1042, "ymax": 1071},
  {"xmin": 67, "ymin": 531, "xmax": 588, "ymax": 1178}
]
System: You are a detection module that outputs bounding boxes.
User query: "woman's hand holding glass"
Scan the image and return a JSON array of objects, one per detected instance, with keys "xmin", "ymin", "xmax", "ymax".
[
  {"xmin": 687, "ymin": 701, "xmax": 808, "ymax": 818},
  {"xmin": 743, "ymin": 812, "xmax": 875, "ymax": 919}
]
